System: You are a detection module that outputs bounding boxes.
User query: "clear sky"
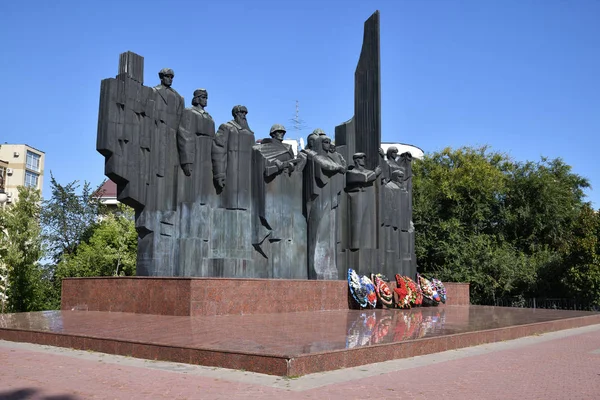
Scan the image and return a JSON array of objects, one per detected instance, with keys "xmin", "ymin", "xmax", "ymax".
[{"xmin": 1, "ymin": 0, "xmax": 599, "ymax": 207}]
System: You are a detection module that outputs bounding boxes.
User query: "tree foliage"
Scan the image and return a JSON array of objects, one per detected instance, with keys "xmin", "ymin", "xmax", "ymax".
[
  {"xmin": 503, "ymin": 157, "xmax": 590, "ymax": 253},
  {"xmin": 561, "ymin": 204, "xmax": 600, "ymax": 306},
  {"xmin": 413, "ymin": 146, "xmax": 597, "ymax": 305},
  {"xmin": 0, "ymin": 177, "xmax": 138, "ymax": 312},
  {"xmin": 0, "ymin": 187, "xmax": 50, "ymax": 312},
  {"xmin": 43, "ymin": 191, "xmax": 137, "ymax": 309},
  {"xmin": 40, "ymin": 174, "xmax": 106, "ymax": 263},
  {"xmin": 55, "ymin": 203, "xmax": 137, "ymax": 280}
]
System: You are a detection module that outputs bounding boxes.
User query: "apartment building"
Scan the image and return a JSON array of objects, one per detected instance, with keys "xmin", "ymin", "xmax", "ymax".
[{"xmin": 0, "ymin": 144, "xmax": 45, "ymax": 204}]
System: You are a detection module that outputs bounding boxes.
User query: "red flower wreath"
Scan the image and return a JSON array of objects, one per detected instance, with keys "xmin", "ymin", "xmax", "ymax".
[
  {"xmin": 404, "ymin": 276, "xmax": 422, "ymax": 306},
  {"xmin": 372, "ymin": 274, "xmax": 395, "ymax": 308},
  {"xmin": 394, "ymin": 274, "xmax": 411, "ymax": 308}
]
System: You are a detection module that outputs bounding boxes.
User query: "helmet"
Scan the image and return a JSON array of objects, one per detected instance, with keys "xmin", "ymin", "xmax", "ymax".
[
  {"xmin": 270, "ymin": 124, "xmax": 286, "ymax": 135},
  {"xmin": 311, "ymin": 128, "xmax": 326, "ymax": 135}
]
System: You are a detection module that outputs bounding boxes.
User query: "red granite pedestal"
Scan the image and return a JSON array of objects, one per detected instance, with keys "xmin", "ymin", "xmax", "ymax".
[
  {"xmin": 1, "ymin": 278, "xmax": 598, "ymax": 377},
  {"xmin": 60, "ymin": 277, "xmax": 470, "ymax": 316}
]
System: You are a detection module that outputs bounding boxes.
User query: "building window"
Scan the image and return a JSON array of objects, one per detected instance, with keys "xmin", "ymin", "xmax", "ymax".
[
  {"xmin": 25, "ymin": 171, "xmax": 38, "ymax": 188},
  {"xmin": 26, "ymin": 151, "xmax": 41, "ymax": 172}
]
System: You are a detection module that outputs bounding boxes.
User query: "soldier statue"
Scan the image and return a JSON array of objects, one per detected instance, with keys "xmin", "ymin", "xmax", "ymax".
[
  {"xmin": 252, "ymin": 124, "xmax": 307, "ymax": 278},
  {"xmin": 305, "ymin": 134, "xmax": 346, "ymax": 279},
  {"xmin": 212, "ymin": 105, "xmax": 255, "ymax": 210},
  {"xmin": 345, "ymin": 152, "xmax": 382, "ymax": 250},
  {"xmin": 177, "ymin": 88, "xmax": 216, "ymax": 204}
]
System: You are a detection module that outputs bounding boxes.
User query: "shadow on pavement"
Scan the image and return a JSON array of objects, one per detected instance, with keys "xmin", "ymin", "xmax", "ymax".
[{"xmin": 0, "ymin": 388, "xmax": 80, "ymax": 400}]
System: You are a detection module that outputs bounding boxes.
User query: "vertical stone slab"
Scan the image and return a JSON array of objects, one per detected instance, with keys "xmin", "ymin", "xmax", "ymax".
[
  {"xmin": 335, "ymin": 11, "xmax": 384, "ymax": 277},
  {"xmin": 210, "ymin": 209, "xmax": 253, "ymax": 261},
  {"xmin": 118, "ymin": 51, "xmax": 144, "ymax": 83},
  {"xmin": 353, "ymin": 11, "xmax": 381, "ymax": 171},
  {"xmin": 179, "ymin": 202, "xmax": 212, "ymax": 277},
  {"xmin": 97, "ymin": 51, "xmax": 150, "ymax": 209}
]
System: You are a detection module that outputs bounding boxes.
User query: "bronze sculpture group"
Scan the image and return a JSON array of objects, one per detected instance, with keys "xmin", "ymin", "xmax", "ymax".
[{"xmin": 96, "ymin": 11, "xmax": 417, "ymax": 280}]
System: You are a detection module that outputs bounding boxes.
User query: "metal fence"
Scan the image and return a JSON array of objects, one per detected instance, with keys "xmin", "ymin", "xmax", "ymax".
[{"xmin": 489, "ymin": 297, "xmax": 598, "ymax": 312}]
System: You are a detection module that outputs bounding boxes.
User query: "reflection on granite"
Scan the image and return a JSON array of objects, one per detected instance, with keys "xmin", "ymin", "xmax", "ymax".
[
  {"xmin": 1, "ymin": 306, "xmax": 599, "ymax": 376},
  {"xmin": 346, "ymin": 309, "xmax": 447, "ymax": 348},
  {"xmin": 0, "ymin": 306, "xmax": 597, "ymax": 357}
]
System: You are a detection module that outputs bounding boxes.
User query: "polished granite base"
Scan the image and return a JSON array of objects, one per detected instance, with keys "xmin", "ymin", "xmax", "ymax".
[
  {"xmin": 61, "ymin": 277, "xmax": 471, "ymax": 316},
  {"xmin": 1, "ymin": 306, "xmax": 598, "ymax": 376}
]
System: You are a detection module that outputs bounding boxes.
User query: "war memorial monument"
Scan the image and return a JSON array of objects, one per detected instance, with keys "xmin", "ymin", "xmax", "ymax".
[
  {"xmin": 1, "ymin": 11, "xmax": 599, "ymax": 378},
  {"xmin": 96, "ymin": 11, "xmax": 417, "ymax": 282}
]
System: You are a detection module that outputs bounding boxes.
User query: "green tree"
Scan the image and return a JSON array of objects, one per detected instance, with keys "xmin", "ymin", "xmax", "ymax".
[
  {"xmin": 503, "ymin": 157, "xmax": 590, "ymax": 253},
  {"xmin": 0, "ymin": 187, "xmax": 49, "ymax": 312},
  {"xmin": 412, "ymin": 146, "xmax": 593, "ymax": 304},
  {"xmin": 41, "ymin": 174, "xmax": 106, "ymax": 263},
  {"xmin": 561, "ymin": 204, "xmax": 600, "ymax": 306},
  {"xmin": 54, "ymin": 203, "xmax": 137, "ymax": 281},
  {"xmin": 413, "ymin": 146, "xmax": 511, "ymax": 280},
  {"xmin": 414, "ymin": 146, "xmax": 511, "ymax": 235}
]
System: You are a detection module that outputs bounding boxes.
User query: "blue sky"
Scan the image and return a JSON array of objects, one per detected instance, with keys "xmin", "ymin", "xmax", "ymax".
[{"xmin": 1, "ymin": 0, "xmax": 599, "ymax": 207}]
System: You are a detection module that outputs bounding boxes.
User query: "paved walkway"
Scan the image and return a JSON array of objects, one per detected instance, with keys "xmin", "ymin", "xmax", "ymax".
[{"xmin": 1, "ymin": 324, "xmax": 599, "ymax": 399}]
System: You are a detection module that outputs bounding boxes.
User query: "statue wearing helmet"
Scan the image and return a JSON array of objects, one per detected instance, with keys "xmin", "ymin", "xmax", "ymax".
[
  {"xmin": 256, "ymin": 124, "xmax": 296, "ymax": 178},
  {"xmin": 251, "ymin": 123, "xmax": 306, "ymax": 278}
]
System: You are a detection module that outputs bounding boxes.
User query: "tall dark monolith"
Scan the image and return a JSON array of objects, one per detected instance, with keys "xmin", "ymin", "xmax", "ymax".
[{"xmin": 335, "ymin": 11, "xmax": 384, "ymax": 277}]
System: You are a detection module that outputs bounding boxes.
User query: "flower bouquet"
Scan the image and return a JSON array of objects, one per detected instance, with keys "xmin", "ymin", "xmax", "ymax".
[
  {"xmin": 394, "ymin": 274, "xmax": 412, "ymax": 309},
  {"xmin": 372, "ymin": 273, "xmax": 394, "ymax": 308},
  {"xmin": 348, "ymin": 269, "xmax": 368, "ymax": 308},
  {"xmin": 361, "ymin": 275, "xmax": 378, "ymax": 308},
  {"xmin": 403, "ymin": 276, "xmax": 422, "ymax": 307},
  {"xmin": 431, "ymin": 278, "xmax": 447, "ymax": 304},
  {"xmin": 417, "ymin": 273, "xmax": 441, "ymax": 307}
]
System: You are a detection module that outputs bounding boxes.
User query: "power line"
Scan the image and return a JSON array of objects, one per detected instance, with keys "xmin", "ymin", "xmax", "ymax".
[{"xmin": 289, "ymin": 100, "xmax": 308, "ymax": 134}]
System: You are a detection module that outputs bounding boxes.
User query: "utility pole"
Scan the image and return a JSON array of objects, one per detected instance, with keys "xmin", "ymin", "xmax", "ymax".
[
  {"xmin": 289, "ymin": 100, "xmax": 308, "ymax": 151},
  {"xmin": 289, "ymin": 100, "xmax": 308, "ymax": 134}
]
